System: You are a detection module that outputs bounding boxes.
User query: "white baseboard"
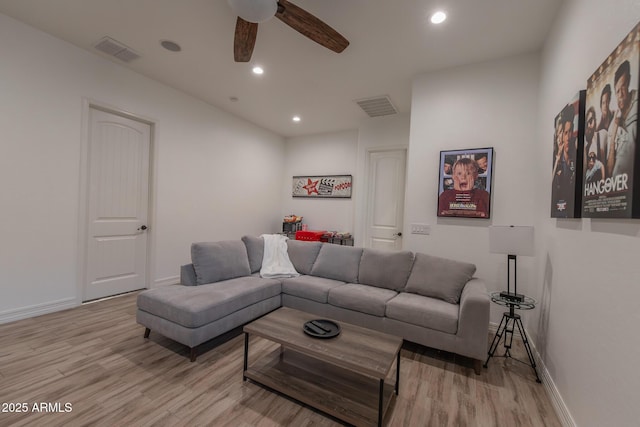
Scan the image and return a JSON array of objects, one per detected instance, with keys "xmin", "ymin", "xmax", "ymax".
[
  {"xmin": 0, "ymin": 298, "xmax": 76, "ymax": 325},
  {"xmin": 488, "ymin": 321, "xmax": 576, "ymax": 427},
  {"xmin": 0, "ymin": 275, "xmax": 178, "ymax": 325},
  {"xmin": 536, "ymin": 354, "xmax": 577, "ymax": 427},
  {"xmin": 153, "ymin": 275, "xmax": 179, "ymax": 288}
]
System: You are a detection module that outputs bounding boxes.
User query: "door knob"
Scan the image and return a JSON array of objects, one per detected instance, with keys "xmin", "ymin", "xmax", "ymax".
[
  {"xmin": 138, "ymin": 225, "xmax": 148, "ymax": 231},
  {"xmin": 394, "ymin": 232, "xmax": 402, "ymax": 237}
]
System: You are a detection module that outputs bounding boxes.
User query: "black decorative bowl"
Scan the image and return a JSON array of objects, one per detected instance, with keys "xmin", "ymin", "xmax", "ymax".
[{"xmin": 303, "ymin": 319, "xmax": 341, "ymax": 339}]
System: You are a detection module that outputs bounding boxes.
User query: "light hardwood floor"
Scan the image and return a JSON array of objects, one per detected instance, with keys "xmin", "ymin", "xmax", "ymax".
[{"xmin": 0, "ymin": 292, "xmax": 561, "ymax": 426}]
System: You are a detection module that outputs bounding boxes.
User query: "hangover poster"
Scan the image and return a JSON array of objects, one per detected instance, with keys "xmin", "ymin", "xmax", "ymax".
[{"xmin": 583, "ymin": 22, "xmax": 640, "ymax": 218}]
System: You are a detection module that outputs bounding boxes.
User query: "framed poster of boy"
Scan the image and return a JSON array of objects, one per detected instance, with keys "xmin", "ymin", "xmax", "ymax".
[
  {"xmin": 582, "ymin": 22, "xmax": 640, "ymax": 218},
  {"xmin": 437, "ymin": 147, "xmax": 493, "ymax": 218}
]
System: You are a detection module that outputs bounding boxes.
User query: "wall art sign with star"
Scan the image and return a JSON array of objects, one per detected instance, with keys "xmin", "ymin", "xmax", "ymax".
[{"xmin": 292, "ymin": 175, "xmax": 352, "ymax": 198}]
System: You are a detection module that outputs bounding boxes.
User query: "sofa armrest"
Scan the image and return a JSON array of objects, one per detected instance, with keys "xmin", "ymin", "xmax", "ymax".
[
  {"xmin": 180, "ymin": 264, "xmax": 197, "ymax": 286},
  {"xmin": 457, "ymin": 278, "xmax": 490, "ymax": 359}
]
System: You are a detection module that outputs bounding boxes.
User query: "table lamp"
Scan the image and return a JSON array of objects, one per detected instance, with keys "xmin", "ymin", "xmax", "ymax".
[{"xmin": 489, "ymin": 225, "xmax": 534, "ymax": 302}]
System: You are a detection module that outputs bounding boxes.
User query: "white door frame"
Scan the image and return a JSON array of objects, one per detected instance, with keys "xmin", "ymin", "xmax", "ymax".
[
  {"xmin": 361, "ymin": 146, "xmax": 408, "ymax": 249},
  {"xmin": 76, "ymin": 98, "xmax": 158, "ymax": 305}
]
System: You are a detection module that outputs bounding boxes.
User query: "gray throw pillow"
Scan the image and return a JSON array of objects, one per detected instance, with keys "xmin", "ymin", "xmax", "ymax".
[
  {"xmin": 191, "ymin": 241, "xmax": 251, "ymax": 285},
  {"xmin": 310, "ymin": 244, "xmax": 363, "ymax": 283},
  {"xmin": 242, "ymin": 235, "xmax": 264, "ymax": 273},
  {"xmin": 358, "ymin": 248, "xmax": 414, "ymax": 291},
  {"xmin": 405, "ymin": 253, "xmax": 476, "ymax": 304}
]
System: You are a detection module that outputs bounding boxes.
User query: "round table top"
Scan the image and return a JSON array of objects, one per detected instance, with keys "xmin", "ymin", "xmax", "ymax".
[{"xmin": 489, "ymin": 291, "xmax": 536, "ymax": 310}]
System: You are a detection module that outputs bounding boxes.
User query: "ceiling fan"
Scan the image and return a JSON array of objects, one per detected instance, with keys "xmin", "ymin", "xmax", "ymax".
[{"xmin": 228, "ymin": 0, "xmax": 349, "ymax": 62}]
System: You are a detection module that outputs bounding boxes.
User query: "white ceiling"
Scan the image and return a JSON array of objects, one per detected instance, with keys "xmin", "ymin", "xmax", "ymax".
[{"xmin": 0, "ymin": 0, "xmax": 561, "ymax": 138}]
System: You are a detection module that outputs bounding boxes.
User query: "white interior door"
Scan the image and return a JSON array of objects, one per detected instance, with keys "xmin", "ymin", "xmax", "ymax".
[
  {"xmin": 84, "ymin": 108, "xmax": 151, "ymax": 301},
  {"xmin": 365, "ymin": 149, "xmax": 406, "ymax": 250}
]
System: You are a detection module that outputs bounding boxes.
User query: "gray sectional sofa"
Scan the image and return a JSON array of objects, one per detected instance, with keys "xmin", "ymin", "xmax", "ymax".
[{"xmin": 136, "ymin": 236, "xmax": 490, "ymax": 373}]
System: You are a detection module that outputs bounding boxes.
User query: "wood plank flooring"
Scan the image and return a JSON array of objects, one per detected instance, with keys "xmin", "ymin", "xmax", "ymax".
[{"xmin": 0, "ymin": 292, "xmax": 561, "ymax": 426}]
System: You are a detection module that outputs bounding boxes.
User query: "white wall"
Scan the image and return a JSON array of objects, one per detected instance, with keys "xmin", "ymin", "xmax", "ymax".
[
  {"xmin": 405, "ymin": 53, "xmax": 541, "ymax": 320},
  {"xmin": 281, "ymin": 116, "xmax": 411, "ymax": 243},
  {"xmin": 533, "ymin": 1, "xmax": 640, "ymax": 426},
  {"xmin": 0, "ymin": 14, "xmax": 285, "ymax": 321},
  {"xmin": 281, "ymin": 131, "xmax": 358, "ymax": 232}
]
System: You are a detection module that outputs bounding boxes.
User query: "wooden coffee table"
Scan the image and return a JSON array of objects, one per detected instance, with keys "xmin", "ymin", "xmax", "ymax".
[{"xmin": 242, "ymin": 307, "xmax": 402, "ymax": 427}]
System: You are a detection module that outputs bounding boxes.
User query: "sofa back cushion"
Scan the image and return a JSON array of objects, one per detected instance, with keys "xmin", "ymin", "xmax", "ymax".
[
  {"xmin": 241, "ymin": 235, "xmax": 264, "ymax": 273},
  {"xmin": 310, "ymin": 244, "xmax": 363, "ymax": 283},
  {"xmin": 405, "ymin": 253, "xmax": 476, "ymax": 304},
  {"xmin": 286, "ymin": 240, "xmax": 322, "ymax": 275},
  {"xmin": 358, "ymin": 248, "xmax": 414, "ymax": 291},
  {"xmin": 191, "ymin": 241, "xmax": 251, "ymax": 285}
]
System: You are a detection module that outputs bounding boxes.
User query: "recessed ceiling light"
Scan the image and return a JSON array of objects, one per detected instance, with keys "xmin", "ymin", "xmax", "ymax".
[
  {"xmin": 430, "ymin": 11, "xmax": 447, "ymax": 24},
  {"xmin": 160, "ymin": 40, "xmax": 181, "ymax": 52},
  {"xmin": 252, "ymin": 66, "xmax": 264, "ymax": 75},
  {"xmin": 292, "ymin": 116, "xmax": 301, "ymax": 122}
]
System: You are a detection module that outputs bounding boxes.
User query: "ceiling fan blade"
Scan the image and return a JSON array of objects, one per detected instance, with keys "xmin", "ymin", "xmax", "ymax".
[
  {"xmin": 234, "ymin": 17, "xmax": 258, "ymax": 62},
  {"xmin": 275, "ymin": 0, "xmax": 349, "ymax": 53}
]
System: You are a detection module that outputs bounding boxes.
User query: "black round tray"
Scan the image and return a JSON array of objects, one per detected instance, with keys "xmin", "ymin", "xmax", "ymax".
[{"xmin": 303, "ymin": 319, "xmax": 341, "ymax": 339}]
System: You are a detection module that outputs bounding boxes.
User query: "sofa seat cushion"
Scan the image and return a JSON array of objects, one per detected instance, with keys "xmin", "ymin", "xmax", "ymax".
[
  {"xmin": 328, "ymin": 283, "xmax": 397, "ymax": 317},
  {"xmin": 385, "ymin": 293, "xmax": 458, "ymax": 334},
  {"xmin": 405, "ymin": 253, "xmax": 476, "ymax": 304},
  {"xmin": 282, "ymin": 275, "xmax": 345, "ymax": 303},
  {"xmin": 191, "ymin": 241, "xmax": 252, "ymax": 285},
  {"xmin": 311, "ymin": 245, "xmax": 363, "ymax": 283},
  {"xmin": 358, "ymin": 248, "xmax": 414, "ymax": 291},
  {"xmin": 137, "ymin": 276, "xmax": 281, "ymax": 328},
  {"xmin": 286, "ymin": 240, "xmax": 323, "ymax": 275}
]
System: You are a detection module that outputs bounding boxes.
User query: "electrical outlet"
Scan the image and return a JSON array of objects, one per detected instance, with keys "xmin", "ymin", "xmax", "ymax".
[{"xmin": 411, "ymin": 223, "xmax": 430, "ymax": 235}]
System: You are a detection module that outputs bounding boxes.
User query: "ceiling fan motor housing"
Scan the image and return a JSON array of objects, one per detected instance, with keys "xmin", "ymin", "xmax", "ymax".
[{"xmin": 228, "ymin": 0, "xmax": 277, "ymax": 23}]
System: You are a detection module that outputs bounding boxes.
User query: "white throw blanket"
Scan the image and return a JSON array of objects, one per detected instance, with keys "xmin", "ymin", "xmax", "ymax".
[{"xmin": 260, "ymin": 234, "xmax": 300, "ymax": 279}]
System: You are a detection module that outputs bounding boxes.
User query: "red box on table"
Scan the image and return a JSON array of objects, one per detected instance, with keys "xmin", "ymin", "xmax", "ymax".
[{"xmin": 295, "ymin": 230, "xmax": 327, "ymax": 242}]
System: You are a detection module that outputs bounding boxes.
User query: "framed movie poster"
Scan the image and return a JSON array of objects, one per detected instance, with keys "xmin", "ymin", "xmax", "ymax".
[
  {"xmin": 437, "ymin": 147, "xmax": 493, "ymax": 218},
  {"xmin": 551, "ymin": 91, "xmax": 585, "ymax": 218},
  {"xmin": 292, "ymin": 175, "xmax": 352, "ymax": 198},
  {"xmin": 582, "ymin": 22, "xmax": 640, "ymax": 218}
]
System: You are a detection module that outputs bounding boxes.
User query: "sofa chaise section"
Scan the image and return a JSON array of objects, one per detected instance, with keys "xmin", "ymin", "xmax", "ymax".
[{"xmin": 136, "ymin": 240, "xmax": 281, "ymax": 361}]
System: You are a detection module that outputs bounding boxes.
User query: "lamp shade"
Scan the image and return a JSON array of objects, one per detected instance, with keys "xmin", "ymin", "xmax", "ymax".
[
  {"xmin": 228, "ymin": 0, "xmax": 277, "ymax": 23},
  {"xmin": 489, "ymin": 225, "xmax": 534, "ymax": 256}
]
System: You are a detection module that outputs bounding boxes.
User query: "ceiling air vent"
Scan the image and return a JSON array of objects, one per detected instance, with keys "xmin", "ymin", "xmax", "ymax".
[
  {"xmin": 93, "ymin": 36, "xmax": 140, "ymax": 63},
  {"xmin": 355, "ymin": 96, "xmax": 398, "ymax": 117}
]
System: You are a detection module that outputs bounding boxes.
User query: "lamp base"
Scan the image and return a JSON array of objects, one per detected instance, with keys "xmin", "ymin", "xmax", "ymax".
[{"xmin": 499, "ymin": 291, "xmax": 524, "ymax": 302}]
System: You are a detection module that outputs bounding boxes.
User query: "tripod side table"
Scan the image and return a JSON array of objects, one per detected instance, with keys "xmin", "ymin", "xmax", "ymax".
[{"xmin": 483, "ymin": 291, "xmax": 541, "ymax": 383}]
